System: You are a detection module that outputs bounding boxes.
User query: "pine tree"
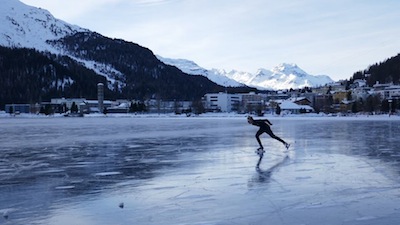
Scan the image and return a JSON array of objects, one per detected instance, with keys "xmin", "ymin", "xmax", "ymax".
[
  {"xmin": 71, "ymin": 102, "xmax": 78, "ymax": 113},
  {"xmin": 276, "ymin": 105, "xmax": 281, "ymax": 115},
  {"xmin": 192, "ymin": 100, "xmax": 205, "ymax": 114},
  {"xmin": 44, "ymin": 104, "xmax": 53, "ymax": 115},
  {"xmin": 129, "ymin": 101, "xmax": 137, "ymax": 113}
]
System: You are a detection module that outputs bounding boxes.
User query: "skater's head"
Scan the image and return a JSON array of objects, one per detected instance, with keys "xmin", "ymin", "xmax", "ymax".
[{"xmin": 247, "ymin": 116, "xmax": 254, "ymax": 124}]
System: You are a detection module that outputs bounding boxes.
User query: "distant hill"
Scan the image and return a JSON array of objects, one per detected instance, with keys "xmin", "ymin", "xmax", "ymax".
[{"xmin": 350, "ymin": 53, "xmax": 400, "ymax": 86}]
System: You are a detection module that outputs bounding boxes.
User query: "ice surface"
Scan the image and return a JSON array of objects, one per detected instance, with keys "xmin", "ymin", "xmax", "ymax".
[{"xmin": 1, "ymin": 116, "xmax": 400, "ymax": 224}]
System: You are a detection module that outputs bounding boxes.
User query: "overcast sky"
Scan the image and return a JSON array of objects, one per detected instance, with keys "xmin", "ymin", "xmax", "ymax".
[{"xmin": 20, "ymin": 0, "xmax": 400, "ymax": 81}]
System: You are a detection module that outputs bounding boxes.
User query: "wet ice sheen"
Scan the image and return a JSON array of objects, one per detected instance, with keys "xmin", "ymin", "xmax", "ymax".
[{"xmin": 1, "ymin": 116, "xmax": 400, "ymax": 225}]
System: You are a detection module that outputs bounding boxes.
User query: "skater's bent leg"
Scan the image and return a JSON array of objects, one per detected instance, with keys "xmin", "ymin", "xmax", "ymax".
[{"xmin": 255, "ymin": 129, "xmax": 264, "ymax": 149}]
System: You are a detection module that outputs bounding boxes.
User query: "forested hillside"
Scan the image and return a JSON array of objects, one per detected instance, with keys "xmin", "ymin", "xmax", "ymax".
[
  {"xmin": 0, "ymin": 46, "xmax": 111, "ymax": 108},
  {"xmin": 0, "ymin": 33, "xmax": 254, "ymax": 109},
  {"xmin": 350, "ymin": 53, "xmax": 400, "ymax": 86},
  {"xmin": 49, "ymin": 32, "xmax": 225, "ymax": 101}
]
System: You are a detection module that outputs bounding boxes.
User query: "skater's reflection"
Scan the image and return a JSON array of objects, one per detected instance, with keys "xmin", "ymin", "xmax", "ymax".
[{"xmin": 248, "ymin": 156, "xmax": 289, "ymax": 187}]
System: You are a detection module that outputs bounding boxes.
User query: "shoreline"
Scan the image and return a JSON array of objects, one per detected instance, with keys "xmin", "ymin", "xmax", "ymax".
[{"xmin": 1, "ymin": 111, "xmax": 400, "ymax": 121}]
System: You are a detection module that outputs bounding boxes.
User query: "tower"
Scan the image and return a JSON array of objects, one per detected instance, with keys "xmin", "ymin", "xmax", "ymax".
[{"xmin": 97, "ymin": 83, "xmax": 104, "ymax": 113}]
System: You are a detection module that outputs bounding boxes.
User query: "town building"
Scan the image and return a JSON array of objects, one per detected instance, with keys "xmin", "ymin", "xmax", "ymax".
[
  {"xmin": 332, "ymin": 90, "xmax": 350, "ymax": 103},
  {"xmin": 352, "ymin": 86, "xmax": 373, "ymax": 101},
  {"xmin": 204, "ymin": 92, "xmax": 242, "ymax": 112},
  {"xmin": 374, "ymin": 85, "xmax": 400, "ymax": 100},
  {"xmin": 5, "ymin": 104, "xmax": 31, "ymax": 114},
  {"xmin": 145, "ymin": 99, "xmax": 192, "ymax": 114},
  {"xmin": 279, "ymin": 100, "xmax": 314, "ymax": 114}
]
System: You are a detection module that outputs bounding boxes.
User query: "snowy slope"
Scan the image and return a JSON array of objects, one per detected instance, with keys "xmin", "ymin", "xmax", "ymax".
[
  {"xmin": 0, "ymin": 0, "xmax": 126, "ymax": 90},
  {"xmin": 156, "ymin": 56, "xmax": 208, "ymax": 76},
  {"xmin": 157, "ymin": 56, "xmax": 246, "ymax": 87},
  {"xmin": 0, "ymin": 0, "xmax": 87, "ymax": 51},
  {"xmin": 158, "ymin": 56, "xmax": 334, "ymax": 90},
  {"xmin": 248, "ymin": 63, "xmax": 334, "ymax": 90}
]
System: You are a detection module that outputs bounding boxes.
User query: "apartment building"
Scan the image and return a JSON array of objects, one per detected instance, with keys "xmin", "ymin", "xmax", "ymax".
[{"xmin": 204, "ymin": 92, "xmax": 242, "ymax": 112}]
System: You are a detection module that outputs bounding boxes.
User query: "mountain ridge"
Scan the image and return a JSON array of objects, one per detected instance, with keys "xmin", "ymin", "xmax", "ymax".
[
  {"xmin": 0, "ymin": 0, "xmax": 87, "ymax": 50},
  {"xmin": 158, "ymin": 56, "xmax": 334, "ymax": 90}
]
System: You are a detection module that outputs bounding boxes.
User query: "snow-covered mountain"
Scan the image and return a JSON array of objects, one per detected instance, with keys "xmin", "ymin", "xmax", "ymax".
[
  {"xmin": 1, "ymin": 0, "xmax": 334, "ymax": 92},
  {"xmin": 0, "ymin": 0, "xmax": 87, "ymax": 51},
  {"xmin": 247, "ymin": 63, "xmax": 334, "ymax": 90},
  {"xmin": 0, "ymin": 0, "xmax": 127, "ymax": 90},
  {"xmin": 158, "ymin": 56, "xmax": 334, "ymax": 90},
  {"xmin": 156, "ymin": 56, "xmax": 245, "ymax": 87}
]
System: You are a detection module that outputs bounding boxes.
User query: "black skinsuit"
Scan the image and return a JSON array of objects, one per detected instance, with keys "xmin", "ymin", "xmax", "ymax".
[{"xmin": 250, "ymin": 119, "xmax": 286, "ymax": 148}]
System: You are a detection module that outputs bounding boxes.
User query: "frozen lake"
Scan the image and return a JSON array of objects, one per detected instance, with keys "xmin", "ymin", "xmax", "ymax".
[{"xmin": 1, "ymin": 116, "xmax": 400, "ymax": 225}]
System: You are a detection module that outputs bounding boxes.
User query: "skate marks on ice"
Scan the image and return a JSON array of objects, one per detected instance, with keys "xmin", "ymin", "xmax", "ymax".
[
  {"xmin": 246, "ymin": 152, "xmax": 400, "ymax": 225},
  {"xmin": 0, "ymin": 117, "xmax": 248, "ymax": 224},
  {"xmin": 2, "ymin": 118, "xmax": 400, "ymax": 225},
  {"xmin": 6, "ymin": 151, "xmax": 400, "ymax": 225},
  {"xmin": 126, "ymin": 152, "xmax": 400, "ymax": 225},
  {"xmin": 0, "ymin": 137, "xmax": 219, "ymax": 224}
]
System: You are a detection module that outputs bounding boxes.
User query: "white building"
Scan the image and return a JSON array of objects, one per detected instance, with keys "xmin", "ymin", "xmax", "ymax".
[
  {"xmin": 51, "ymin": 98, "xmax": 86, "ymax": 109},
  {"xmin": 51, "ymin": 98, "xmax": 115, "ymax": 113},
  {"xmin": 204, "ymin": 93, "xmax": 242, "ymax": 112},
  {"xmin": 352, "ymin": 86, "xmax": 373, "ymax": 101},
  {"xmin": 375, "ymin": 85, "xmax": 400, "ymax": 100},
  {"xmin": 279, "ymin": 100, "xmax": 314, "ymax": 114}
]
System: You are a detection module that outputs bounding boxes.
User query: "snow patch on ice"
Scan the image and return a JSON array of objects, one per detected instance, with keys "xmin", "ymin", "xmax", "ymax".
[
  {"xmin": 94, "ymin": 172, "xmax": 122, "ymax": 176},
  {"xmin": 55, "ymin": 185, "xmax": 75, "ymax": 190}
]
